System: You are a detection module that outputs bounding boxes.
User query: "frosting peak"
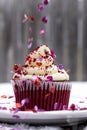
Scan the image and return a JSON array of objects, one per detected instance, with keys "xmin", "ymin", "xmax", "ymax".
[{"xmin": 28, "ymin": 45, "xmax": 51, "ymax": 58}]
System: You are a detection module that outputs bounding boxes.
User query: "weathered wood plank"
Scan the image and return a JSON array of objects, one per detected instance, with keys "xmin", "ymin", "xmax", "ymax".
[{"xmin": 0, "ymin": 0, "xmax": 86, "ymax": 82}]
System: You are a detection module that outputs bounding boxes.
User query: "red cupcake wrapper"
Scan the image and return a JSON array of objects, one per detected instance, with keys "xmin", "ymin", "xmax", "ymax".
[{"xmin": 12, "ymin": 80, "xmax": 71, "ymax": 111}]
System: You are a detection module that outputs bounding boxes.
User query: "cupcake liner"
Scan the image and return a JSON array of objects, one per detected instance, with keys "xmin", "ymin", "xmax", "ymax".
[{"xmin": 12, "ymin": 80, "xmax": 71, "ymax": 111}]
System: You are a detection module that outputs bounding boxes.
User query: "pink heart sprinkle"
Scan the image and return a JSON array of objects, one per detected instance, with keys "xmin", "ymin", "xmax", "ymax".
[
  {"xmin": 32, "ymin": 75, "xmax": 38, "ymax": 80},
  {"xmin": 42, "ymin": 16, "xmax": 48, "ymax": 23},
  {"xmin": 51, "ymin": 50, "xmax": 56, "ymax": 59},
  {"xmin": 22, "ymin": 14, "xmax": 28, "ymax": 23},
  {"xmin": 40, "ymin": 29, "xmax": 45, "ymax": 35},
  {"xmin": 38, "ymin": 3, "xmax": 44, "ymax": 11},
  {"xmin": 46, "ymin": 76, "xmax": 53, "ymax": 81},
  {"xmin": 44, "ymin": 0, "xmax": 49, "ymax": 5},
  {"xmin": 28, "ymin": 42, "xmax": 32, "ymax": 49}
]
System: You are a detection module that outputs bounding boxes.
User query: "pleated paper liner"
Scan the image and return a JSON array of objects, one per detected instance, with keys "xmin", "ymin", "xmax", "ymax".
[{"xmin": 12, "ymin": 80, "xmax": 71, "ymax": 111}]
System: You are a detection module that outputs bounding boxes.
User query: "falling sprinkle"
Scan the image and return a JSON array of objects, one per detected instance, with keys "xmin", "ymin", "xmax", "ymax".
[
  {"xmin": 46, "ymin": 76, "xmax": 53, "ymax": 81},
  {"xmin": 51, "ymin": 50, "xmax": 56, "ymax": 59},
  {"xmin": 42, "ymin": 16, "xmax": 48, "ymax": 23},
  {"xmin": 38, "ymin": 3, "xmax": 44, "ymax": 11},
  {"xmin": 40, "ymin": 29, "xmax": 45, "ymax": 35},
  {"xmin": 44, "ymin": 0, "xmax": 49, "ymax": 5},
  {"xmin": 29, "ymin": 15, "xmax": 35, "ymax": 22},
  {"xmin": 28, "ymin": 42, "xmax": 32, "ymax": 49},
  {"xmin": 22, "ymin": 14, "xmax": 28, "ymax": 23},
  {"xmin": 58, "ymin": 64, "xmax": 64, "ymax": 70},
  {"xmin": 27, "ymin": 37, "xmax": 33, "ymax": 49}
]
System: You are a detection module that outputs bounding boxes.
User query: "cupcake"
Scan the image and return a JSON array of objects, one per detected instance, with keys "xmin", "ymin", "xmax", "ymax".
[{"xmin": 12, "ymin": 45, "xmax": 71, "ymax": 111}]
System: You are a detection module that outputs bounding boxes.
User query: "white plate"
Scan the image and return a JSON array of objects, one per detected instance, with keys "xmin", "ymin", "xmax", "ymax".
[
  {"xmin": 0, "ymin": 82, "xmax": 87, "ymax": 125},
  {"xmin": 1, "ymin": 109, "xmax": 87, "ymax": 125}
]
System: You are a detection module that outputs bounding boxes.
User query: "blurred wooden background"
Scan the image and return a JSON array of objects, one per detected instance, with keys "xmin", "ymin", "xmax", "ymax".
[{"xmin": 0, "ymin": 0, "xmax": 87, "ymax": 82}]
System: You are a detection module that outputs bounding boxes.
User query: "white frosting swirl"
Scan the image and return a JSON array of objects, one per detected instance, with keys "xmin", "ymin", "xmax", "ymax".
[
  {"xmin": 23, "ymin": 65, "xmax": 58, "ymax": 75},
  {"xmin": 13, "ymin": 45, "xmax": 69, "ymax": 81}
]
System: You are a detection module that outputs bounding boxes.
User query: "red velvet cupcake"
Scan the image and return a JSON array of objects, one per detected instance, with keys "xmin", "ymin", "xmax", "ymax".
[{"xmin": 12, "ymin": 45, "xmax": 71, "ymax": 111}]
